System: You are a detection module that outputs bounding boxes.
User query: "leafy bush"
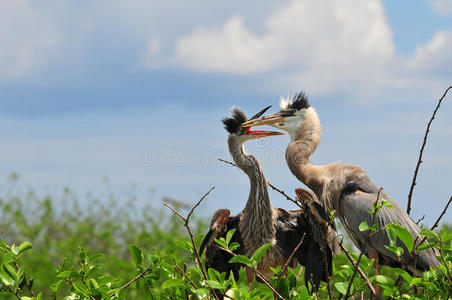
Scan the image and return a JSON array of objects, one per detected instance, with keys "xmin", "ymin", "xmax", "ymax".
[{"xmin": 0, "ymin": 177, "xmax": 451, "ymax": 299}]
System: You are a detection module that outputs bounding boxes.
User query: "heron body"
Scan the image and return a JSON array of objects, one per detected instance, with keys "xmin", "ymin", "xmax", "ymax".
[
  {"xmin": 201, "ymin": 106, "xmax": 336, "ymax": 291},
  {"xmin": 244, "ymin": 93, "xmax": 440, "ymax": 275}
]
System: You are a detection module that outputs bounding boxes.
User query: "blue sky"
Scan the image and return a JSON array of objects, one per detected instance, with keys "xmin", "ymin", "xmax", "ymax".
[{"xmin": 1, "ymin": 0, "xmax": 451, "ymax": 225}]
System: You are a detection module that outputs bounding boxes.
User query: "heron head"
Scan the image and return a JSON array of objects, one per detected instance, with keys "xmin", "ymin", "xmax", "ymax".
[
  {"xmin": 222, "ymin": 106, "xmax": 284, "ymax": 143},
  {"xmin": 210, "ymin": 208, "xmax": 230, "ymax": 231},
  {"xmin": 242, "ymin": 92, "xmax": 311, "ymax": 137}
]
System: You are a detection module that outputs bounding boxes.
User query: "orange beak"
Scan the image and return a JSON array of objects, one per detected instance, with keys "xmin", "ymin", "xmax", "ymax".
[
  {"xmin": 244, "ymin": 128, "xmax": 285, "ymax": 138},
  {"xmin": 241, "ymin": 112, "xmax": 287, "ymax": 128}
]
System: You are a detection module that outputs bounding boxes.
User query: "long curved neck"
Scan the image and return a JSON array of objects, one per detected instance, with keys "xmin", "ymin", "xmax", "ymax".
[
  {"xmin": 228, "ymin": 135, "xmax": 275, "ymax": 251},
  {"xmin": 285, "ymin": 108, "xmax": 324, "ymax": 198}
]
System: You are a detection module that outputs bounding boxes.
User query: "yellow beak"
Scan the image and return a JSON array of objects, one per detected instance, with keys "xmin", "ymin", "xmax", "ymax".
[{"xmin": 241, "ymin": 112, "xmax": 286, "ymax": 128}]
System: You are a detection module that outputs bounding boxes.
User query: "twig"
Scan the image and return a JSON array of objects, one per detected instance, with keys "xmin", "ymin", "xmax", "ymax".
[
  {"xmin": 174, "ymin": 265, "xmax": 199, "ymax": 289},
  {"xmin": 415, "ymin": 215, "xmax": 425, "ymax": 226},
  {"xmin": 109, "ymin": 267, "xmax": 152, "ymax": 297},
  {"xmin": 407, "ymin": 85, "xmax": 452, "ymax": 215},
  {"xmin": 218, "ymin": 158, "xmax": 301, "ymax": 208},
  {"xmin": 163, "ymin": 187, "xmax": 220, "ymax": 300},
  {"xmin": 183, "ymin": 264, "xmax": 189, "ymax": 300},
  {"xmin": 430, "ymin": 195, "xmax": 452, "ymax": 231},
  {"xmin": 12, "ymin": 262, "xmax": 35, "ymax": 298},
  {"xmin": 279, "ymin": 233, "xmax": 306, "ymax": 280},
  {"xmin": 338, "ymin": 241, "xmax": 376, "ymax": 297},
  {"xmin": 344, "ymin": 188, "xmax": 383, "ymax": 300},
  {"xmin": 218, "ymin": 245, "xmax": 286, "ymax": 300},
  {"xmin": 411, "ymin": 195, "xmax": 452, "ymax": 256}
]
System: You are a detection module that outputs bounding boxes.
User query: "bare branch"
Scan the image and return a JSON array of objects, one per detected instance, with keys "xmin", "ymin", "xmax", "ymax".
[
  {"xmin": 187, "ymin": 187, "xmax": 215, "ymax": 222},
  {"xmin": 279, "ymin": 233, "xmax": 306, "ymax": 280},
  {"xmin": 173, "ymin": 265, "xmax": 199, "ymax": 289},
  {"xmin": 415, "ymin": 215, "xmax": 425, "ymax": 226},
  {"xmin": 407, "ymin": 85, "xmax": 452, "ymax": 215},
  {"xmin": 430, "ymin": 195, "xmax": 452, "ymax": 231},
  {"xmin": 163, "ymin": 202, "xmax": 186, "ymax": 222},
  {"xmin": 163, "ymin": 187, "xmax": 220, "ymax": 300},
  {"xmin": 109, "ymin": 267, "xmax": 152, "ymax": 297},
  {"xmin": 411, "ymin": 195, "xmax": 452, "ymax": 257},
  {"xmin": 338, "ymin": 241, "xmax": 376, "ymax": 297}
]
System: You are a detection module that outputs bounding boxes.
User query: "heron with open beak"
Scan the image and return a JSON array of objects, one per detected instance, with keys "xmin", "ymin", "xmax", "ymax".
[
  {"xmin": 242, "ymin": 93, "xmax": 440, "ymax": 298},
  {"xmin": 201, "ymin": 105, "xmax": 336, "ymax": 292}
]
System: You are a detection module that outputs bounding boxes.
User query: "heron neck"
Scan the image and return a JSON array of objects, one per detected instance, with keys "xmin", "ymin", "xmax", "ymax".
[
  {"xmin": 228, "ymin": 135, "xmax": 275, "ymax": 252},
  {"xmin": 285, "ymin": 109, "xmax": 324, "ymax": 198}
]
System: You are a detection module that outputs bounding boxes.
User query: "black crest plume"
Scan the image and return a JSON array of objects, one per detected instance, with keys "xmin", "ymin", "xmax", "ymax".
[
  {"xmin": 222, "ymin": 105, "xmax": 271, "ymax": 134},
  {"xmin": 289, "ymin": 92, "xmax": 310, "ymax": 110},
  {"xmin": 222, "ymin": 108, "xmax": 247, "ymax": 134}
]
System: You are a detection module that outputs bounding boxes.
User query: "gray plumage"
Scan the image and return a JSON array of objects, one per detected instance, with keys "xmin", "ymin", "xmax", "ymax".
[{"xmin": 245, "ymin": 94, "xmax": 440, "ymax": 276}]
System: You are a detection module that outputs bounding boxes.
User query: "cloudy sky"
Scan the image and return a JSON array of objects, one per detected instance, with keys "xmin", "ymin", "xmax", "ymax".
[{"xmin": 1, "ymin": 0, "xmax": 451, "ymax": 225}]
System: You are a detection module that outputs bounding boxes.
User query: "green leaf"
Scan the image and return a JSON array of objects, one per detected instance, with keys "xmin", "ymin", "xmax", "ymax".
[
  {"xmin": 225, "ymin": 229, "xmax": 236, "ymax": 245},
  {"xmin": 128, "ymin": 244, "xmax": 143, "ymax": 266},
  {"xmin": 229, "ymin": 242, "xmax": 240, "ymax": 252},
  {"xmin": 417, "ymin": 242, "xmax": 435, "ymax": 251},
  {"xmin": 0, "ymin": 270, "xmax": 14, "ymax": 286},
  {"xmin": 374, "ymin": 275, "xmax": 394, "ymax": 288},
  {"xmin": 334, "ymin": 282, "xmax": 349, "ymax": 295},
  {"xmin": 385, "ymin": 244, "xmax": 404, "ymax": 257},
  {"xmin": 2, "ymin": 253, "xmax": 14, "ymax": 264},
  {"xmin": 251, "ymin": 243, "xmax": 272, "ymax": 268},
  {"xmin": 195, "ymin": 288, "xmax": 210, "ymax": 297},
  {"xmin": 11, "ymin": 245, "xmax": 19, "ymax": 256},
  {"xmin": 229, "ymin": 255, "xmax": 251, "ymax": 265},
  {"xmin": 392, "ymin": 224, "xmax": 414, "ymax": 253},
  {"xmin": 380, "ymin": 198, "xmax": 393, "ymax": 209},
  {"xmin": 161, "ymin": 278, "xmax": 186, "ymax": 289},
  {"xmin": 0, "ymin": 240, "xmax": 10, "ymax": 251},
  {"xmin": 18, "ymin": 241, "xmax": 32, "ymax": 255},
  {"xmin": 386, "ymin": 226, "xmax": 397, "ymax": 245},
  {"xmin": 359, "ymin": 221, "xmax": 370, "ymax": 232},
  {"xmin": 87, "ymin": 278, "xmax": 99, "ymax": 290},
  {"xmin": 420, "ymin": 229, "xmax": 440, "ymax": 243},
  {"xmin": 175, "ymin": 240, "xmax": 192, "ymax": 252},
  {"xmin": 214, "ymin": 238, "xmax": 227, "ymax": 249},
  {"xmin": 392, "ymin": 268, "xmax": 412, "ymax": 284},
  {"xmin": 441, "ymin": 230, "xmax": 452, "ymax": 242},
  {"xmin": 2, "ymin": 264, "xmax": 18, "ymax": 281},
  {"xmin": 50, "ymin": 280, "xmax": 63, "ymax": 293},
  {"xmin": 205, "ymin": 280, "xmax": 222, "ymax": 289},
  {"xmin": 276, "ymin": 277, "xmax": 290, "ymax": 299},
  {"xmin": 57, "ymin": 270, "xmax": 80, "ymax": 279},
  {"xmin": 72, "ymin": 280, "xmax": 89, "ymax": 294}
]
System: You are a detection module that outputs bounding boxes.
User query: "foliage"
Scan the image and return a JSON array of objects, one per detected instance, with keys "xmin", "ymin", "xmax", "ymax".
[{"xmin": 0, "ymin": 179, "xmax": 451, "ymax": 299}]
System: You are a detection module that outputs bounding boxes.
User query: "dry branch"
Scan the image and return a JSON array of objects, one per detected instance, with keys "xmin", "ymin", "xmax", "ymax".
[
  {"xmin": 163, "ymin": 187, "xmax": 220, "ymax": 300},
  {"xmin": 407, "ymin": 85, "xmax": 452, "ymax": 215}
]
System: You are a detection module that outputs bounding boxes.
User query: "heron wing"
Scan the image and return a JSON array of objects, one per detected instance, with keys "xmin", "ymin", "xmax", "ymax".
[
  {"xmin": 202, "ymin": 213, "xmax": 243, "ymax": 280},
  {"xmin": 340, "ymin": 179, "xmax": 440, "ymax": 271},
  {"xmin": 275, "ymin": 208, "xmax": 332, "ymax": 292}
]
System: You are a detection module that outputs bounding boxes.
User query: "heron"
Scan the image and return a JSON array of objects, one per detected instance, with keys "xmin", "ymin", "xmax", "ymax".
[
  {"xmin": 243, "ymin": 93, "xmax": 440, "ymax": 294},
  {"xmin": 200, "ymin": 106, "xmax": 337, "ymax": 292}
]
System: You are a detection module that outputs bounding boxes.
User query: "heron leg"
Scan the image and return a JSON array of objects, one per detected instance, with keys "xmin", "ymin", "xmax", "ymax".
[{"xmin": 368, "ymin": 249, "xmax": 381, "ymax": 300}]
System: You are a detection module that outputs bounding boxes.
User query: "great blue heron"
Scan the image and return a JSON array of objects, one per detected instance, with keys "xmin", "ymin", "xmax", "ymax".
[
  {"xmin": 200, "ymin": 106, "xmax": 338, "ymax": 291},
  {"xmin": 243, "ymin": 93, "xmax": 440, "ymax": 292}
]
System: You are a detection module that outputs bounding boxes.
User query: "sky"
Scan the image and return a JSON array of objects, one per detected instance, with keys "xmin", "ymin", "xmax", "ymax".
[{"xmin": 1, "ymin": 0, "xmax": 451, "ymax": 226}]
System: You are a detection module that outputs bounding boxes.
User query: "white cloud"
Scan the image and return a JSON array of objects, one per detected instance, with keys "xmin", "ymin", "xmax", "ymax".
[
  {"xmin": 428, "ymin": 0, "xmax": 452, "ymax": 16},
  {"xmin": 0, "ymin": 0, "xmax": 60, "ymax": 79},
  {"xmin": 175, "ymin": 17, "xmax": 283, "ymax": 73},
  {"xmin": 408, "ymin": 31, "xmax": 452, "ymax": 77},
  {"xmin": 171, "ymin": 0, "xmax": 396, "ymax": 95}
]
